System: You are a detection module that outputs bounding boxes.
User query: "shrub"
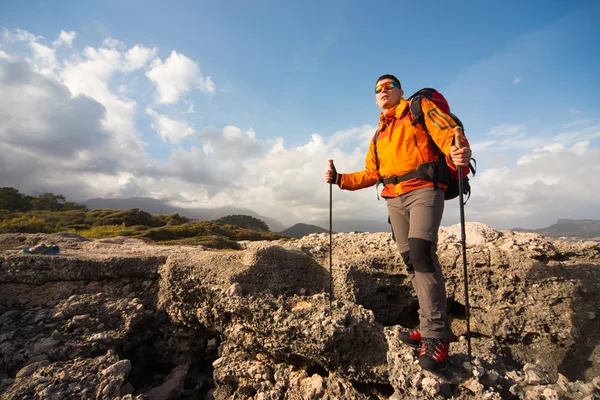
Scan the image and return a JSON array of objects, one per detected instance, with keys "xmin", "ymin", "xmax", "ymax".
[
  {"xmin": 0, "ymin": 215, "xmax": 54, "ymax": 233},
  {"xmin": 59, "ymin": 210, "xmax": 87, "ymax": 226},
  {"xmin": 78, "ymin": 223, "xmax": 126, "ymax": 238},
  {"xmin": 214, "ymin": 214, "xmax": 270, "ymax": 232},
  {"xmin": 92, "ymin": 209, "xmax": 166, "ymax": 228}
]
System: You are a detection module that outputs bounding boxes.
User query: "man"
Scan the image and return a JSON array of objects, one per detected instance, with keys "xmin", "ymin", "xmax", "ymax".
[{"xmin": 324, "ymin": 74, "xmax": 472, "ymax": 371}]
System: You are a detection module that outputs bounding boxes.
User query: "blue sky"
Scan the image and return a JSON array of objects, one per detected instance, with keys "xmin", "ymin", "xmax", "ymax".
[{"xmin": 1, "ymin": 0, "xmax": 599, "ymax": 230}]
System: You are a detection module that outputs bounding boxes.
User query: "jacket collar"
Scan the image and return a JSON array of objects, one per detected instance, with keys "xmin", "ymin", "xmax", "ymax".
[{"xmin": 377, "ymin": 98, "xmax": 409, "ymax": 131}]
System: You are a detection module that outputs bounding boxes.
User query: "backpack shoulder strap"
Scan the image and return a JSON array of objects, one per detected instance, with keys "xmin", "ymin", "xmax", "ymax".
[
  {"xmin": 409, "ymin": 95, "xmax": 426, "ymax": 128},
  {"xmin": 372, "ymin": 129, "xmax": 380, "ymax": 170}
]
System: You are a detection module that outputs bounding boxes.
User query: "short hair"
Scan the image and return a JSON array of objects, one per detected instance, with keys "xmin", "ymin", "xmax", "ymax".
[{"xmin": 376, "ymin": 74, "xmax": 401, "ymax": 89}]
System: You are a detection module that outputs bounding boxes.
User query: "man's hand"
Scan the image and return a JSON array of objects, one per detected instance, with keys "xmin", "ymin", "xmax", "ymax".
[
  {"xmin": 325, "ymin": 166, "xmax": 341, "ymax": 185},
  {"xmin": 450, "ymin": 146, "xmax": 472, "ymax": 167}
]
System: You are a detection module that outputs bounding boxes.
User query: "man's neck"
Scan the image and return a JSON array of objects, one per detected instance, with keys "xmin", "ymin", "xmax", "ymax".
[{"xmin": 381, "ymin": 99, "xmax": 403, "ymax": 115}]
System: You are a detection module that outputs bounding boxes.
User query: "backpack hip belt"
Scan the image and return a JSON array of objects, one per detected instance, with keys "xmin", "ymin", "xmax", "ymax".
[{"xmin": 379, "ymin": 158, "xmax": 448, "ymax": 190}]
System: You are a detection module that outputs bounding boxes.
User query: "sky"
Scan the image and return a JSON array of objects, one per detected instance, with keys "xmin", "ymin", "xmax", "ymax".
[{"xmin": 1, "ymin": 0, "xmax": 599, "ymax": 231}]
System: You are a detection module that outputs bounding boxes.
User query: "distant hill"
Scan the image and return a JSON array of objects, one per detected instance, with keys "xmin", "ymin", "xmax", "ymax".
[
  {"xmin": 85, "ymin": 197, "xmax": 285, "ymax": 232},
  {"xmin": 279, "ymin": 223, "xmax": 330, "ymax": 239},
  {"xmin": 512, "ymin": 219, "xmax": 600, "ymax": 238}
]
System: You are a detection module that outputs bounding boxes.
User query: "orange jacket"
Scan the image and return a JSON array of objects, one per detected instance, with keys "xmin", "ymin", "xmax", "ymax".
[{"xmin": 339, "ymin": 97, "xmax": 470, "ymax": 198}]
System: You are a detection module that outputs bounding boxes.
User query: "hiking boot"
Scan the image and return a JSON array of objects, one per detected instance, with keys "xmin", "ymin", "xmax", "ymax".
[
  {"xmin": 418, "ymin": 337, "xmax": 449, "ymax": 371},
  {"xmin": 398, "ymin": 327, "xmax": 422, "ymax": 347}
]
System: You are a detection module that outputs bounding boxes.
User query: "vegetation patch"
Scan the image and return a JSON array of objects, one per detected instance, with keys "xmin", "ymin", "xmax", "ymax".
[{"xmin": 0, "ymin": 187, "xmax": 287, "ymax": 249}]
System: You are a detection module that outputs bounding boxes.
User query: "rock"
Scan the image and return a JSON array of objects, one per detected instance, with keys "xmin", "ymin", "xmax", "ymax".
[
  {"xmin": 144, "ymin": 365, "xmax": 189, "ymax": 400},
  {"xmin": 487, "ymin": 370, "xmax": 500, "ymax": 384},
  {"xmin": 101, "ymin": 360, "xmax": 131, "ymax": 378},
  {"xmin": 32, "ymin": 338, "xmax": 59, "ymax": 355},
  {"xmin": 542, "ymin": 387, "xmax": 559, "ymax": 400},
  {"xmin": 16, "ymin": 360, "xmax": 49, "ymax": 378},
  {"xmin": 421, "ymin": 376, "xmax": 440, "ymax": 396},
  {"xmin": 120, "ymin": 382, "xmax": 134, "ymax": 396},
  {"xmin": 225, "ymin": 283, "xmax": 242, "ymax": 296},
  {"xmin": 473, "ymin": 366, "xmax": 485, "ymax": 378},
  {"xmin": 505, "ymin": 370, "xmax": 523, "ymax": 382},
  {"xmin": 523, "ymin": 363, "xmax": 549, "ymax": 385},
  {"xmin": 464, "ymin": 378, "xmax": 484, "ymax": 394},
  {"xmin": 557, "ymin": 373, "xmax": 571, "ymax": 392},
  {"xmin": 24, "ymin": 354, "xmax": 49, "ymax": 367}
]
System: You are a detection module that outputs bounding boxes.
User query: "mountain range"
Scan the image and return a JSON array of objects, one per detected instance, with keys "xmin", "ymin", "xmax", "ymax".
[{"xmin": 512, "ymin": 219, "xmax": 600, "ymax": 239}]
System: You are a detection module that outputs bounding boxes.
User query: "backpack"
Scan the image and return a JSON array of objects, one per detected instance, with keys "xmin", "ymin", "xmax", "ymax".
[{"xmin": 373, "ymin": 88, "xmax": 476, "ymax": 203}]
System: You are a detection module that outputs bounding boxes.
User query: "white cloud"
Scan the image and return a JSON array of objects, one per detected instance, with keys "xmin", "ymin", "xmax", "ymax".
[
  {"xmin": 60, "ymin": 44, "xmax": 144, "ymax": 159},
  {"xmin": 52, "ymin": 30, "xmax": 77, "ymax": 48},
  {"xmin": 146, "ymin": 108, "xmax": 195, "ymax": 143},
  {"xmin": 13, "ymin": 29, "xmax": 41, "ymax": 42},
  {"xmin": 517, "ymin": 141, "xmax": 587, "ymax": 165},
  {"xmin": 102, "ymin": 38, "xmax": 125, "ymax": 50},
  {"xmin": 125, "ymin": 45, "xmax": 157, "ymax": 70},
  {"xmin": 0, "ymin": 57, "xmax": 124, "ymax": 200},
  {"xmin": 30, "ymin": 41, "xmax": 58, "ymax": 74},
  {"xmin": 146, "ymin": 50, "xmax": 215, "ymax": 104},
  {"xmin": 513, "ymin": 78, "xmax": 520, "ymax": 84}
]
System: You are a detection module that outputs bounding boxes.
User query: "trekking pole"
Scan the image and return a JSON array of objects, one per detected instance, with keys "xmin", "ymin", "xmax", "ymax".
[
  {"xmin": 453, "ymin": 127, "xmax": 472, "ymax": 364},
  {"xmin": 328, "ymin": 159, "xmax": 334, "ymax": 311}
]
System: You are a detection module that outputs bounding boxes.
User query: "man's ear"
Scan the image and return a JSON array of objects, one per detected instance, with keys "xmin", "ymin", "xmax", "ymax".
[{"xmin": 399, "ymin": 88, "xmax": 404, "ymax": 98}]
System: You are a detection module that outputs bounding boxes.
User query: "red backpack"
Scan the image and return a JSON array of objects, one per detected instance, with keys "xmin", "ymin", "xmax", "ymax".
[{"xmin": 373, "ymin": 88, "xmax": 476, "ymax": 203}]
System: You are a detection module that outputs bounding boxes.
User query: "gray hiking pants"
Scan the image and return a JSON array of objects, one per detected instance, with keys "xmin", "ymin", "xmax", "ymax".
[{"xmin": 386, "ymin": 186, "xmax": 448, "ymax": 339}]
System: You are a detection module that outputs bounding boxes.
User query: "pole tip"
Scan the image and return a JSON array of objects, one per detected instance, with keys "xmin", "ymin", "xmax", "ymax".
[{"xmin": 328, "ymin": 159, "xmax": 334, "ymax": 167}]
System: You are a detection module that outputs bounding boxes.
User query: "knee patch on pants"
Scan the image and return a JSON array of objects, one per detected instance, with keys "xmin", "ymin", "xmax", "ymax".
[
  {"xmin": 408, "ymin": 238, "xmax": 435, "ymax": 273},
  {"xmin": 401, "ymin": 251, "xmax": 414, "ymax": 273}
]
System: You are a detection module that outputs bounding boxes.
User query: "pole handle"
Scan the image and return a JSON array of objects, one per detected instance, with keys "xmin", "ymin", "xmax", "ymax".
[
  {"xmin": 328, "ymin": 159, "xmax": 334, "ymax": 169},
  {"xmin": 453, "ymin": 127, "xmax": 463, "ymax": 150}
]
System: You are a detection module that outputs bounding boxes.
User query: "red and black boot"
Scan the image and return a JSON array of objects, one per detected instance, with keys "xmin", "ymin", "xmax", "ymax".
[
  {"xmin": 398, "ymin": 327, "xmax": 422, "ymax": 347},
  {"xmin": 418, "ymin": 337, "xmax": 449, "ymax": 371}
]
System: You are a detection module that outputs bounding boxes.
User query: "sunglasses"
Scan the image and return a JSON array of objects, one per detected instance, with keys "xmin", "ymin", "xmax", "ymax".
[{"xmin": 375, "ymin": 81, "xmax": 398, "ymax": 94}]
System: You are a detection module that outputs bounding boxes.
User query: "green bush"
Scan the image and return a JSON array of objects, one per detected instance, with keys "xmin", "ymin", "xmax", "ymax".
[
  {"xmin": 59, "ymin": 210, "xmax": 87, "ymax": 226},
  {"xmin": 78, "ymin": 223, "xmax": 126, "ymax": 238},
  {"xmin": 163, "ymin": 213, "xmax": 189, "ymax": 226},
  {"xmin": 92, "ymin": 209, "xmax": 166, "ymax": 228},
  {"xmin": 0, "ymin": 215, "xmax": 54, "ymax": 233},
  {"xmin": 214, "ymin": 214, "xmax": 270, "ymax": 232},
  {"xmin": 141, "ymin": 221, "xmax": 222, "ymax": 241}
]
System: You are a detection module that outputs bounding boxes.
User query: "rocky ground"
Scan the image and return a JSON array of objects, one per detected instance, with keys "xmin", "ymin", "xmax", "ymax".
[{"xmin": 0, "ymin": 223, "xmax": 599, "ymax": 399}]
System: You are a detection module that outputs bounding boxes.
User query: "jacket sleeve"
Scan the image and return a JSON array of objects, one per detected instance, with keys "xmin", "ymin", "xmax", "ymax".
[
  {"xmin": 420, "ymin": 98, "xmax": 470, "ymax": 172},
  {"xmin": 338, "ymin": 139, "xmax": 381, "ymax": 191}
]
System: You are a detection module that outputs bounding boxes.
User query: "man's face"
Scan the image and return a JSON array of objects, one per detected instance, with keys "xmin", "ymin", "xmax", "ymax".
[{"xmin": 375, "ymin": 79, "xmax": 403, "ymax": 111}]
